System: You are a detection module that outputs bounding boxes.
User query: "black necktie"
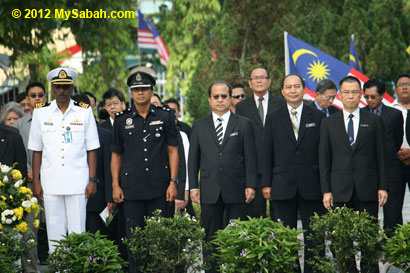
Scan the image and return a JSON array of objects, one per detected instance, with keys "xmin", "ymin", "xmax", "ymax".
[
  {"xmin": 347, "ymin": 114, "xmax": 354, "ymax": 147},
  {"xmin": 258, "ymin": 97, "xmax": 264, "ymax": 123},
  {"xmin": 216, "ymin": 118, "xmax": 223, "ymax": 145}
]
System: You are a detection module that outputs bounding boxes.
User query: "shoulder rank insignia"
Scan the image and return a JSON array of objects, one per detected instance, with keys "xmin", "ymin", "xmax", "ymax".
[
  {"xmin": 115, "ymin": 108, "xmax": 131, "ymax": 117},
  {"xmin": 35, "ymin": 102, "xmax": 50, "ymax": 108},
  {"xmin": 74, "ymin": 101, "xmax": 90, "ymax": 108}
]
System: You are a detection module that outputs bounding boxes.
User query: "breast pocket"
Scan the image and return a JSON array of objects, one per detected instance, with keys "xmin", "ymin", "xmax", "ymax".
[
  {"xmin": 149, "ymin": 124, "xmax": 165, "ymax": 142},
  {"xmin": 71, "ymin": 125, "xmax": 85, "ymax": 143}
]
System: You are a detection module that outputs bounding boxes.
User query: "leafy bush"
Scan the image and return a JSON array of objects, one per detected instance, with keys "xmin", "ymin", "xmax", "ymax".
[
  {"xmin": 47, "ymin": 231, "xmax": 125, "ymax": 272},
  {"xmin": 383, "ymin": 222, "xmax": 410, "ymax": 271},
  {"xmin": 125, "ymin": 210, "xmax": 206, "ymax": 273},
  {"xmin": 0, "ymin": 227, "xmax": 35, "ymax": 273},
  {"xmin": 308, "ymin": 207, "xmax": 384, "ymax": 272},
  {"xmin": 212, "ymin": 217, "xmax": 303, "ymax": 273}
]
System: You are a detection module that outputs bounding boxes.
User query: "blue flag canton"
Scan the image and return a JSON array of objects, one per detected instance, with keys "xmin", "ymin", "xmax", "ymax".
[
  {"xmin": 287, "ymin": 34, "xmax": 350, "ymax": 92},
  {"xmin": 349, "ymin": 37, "xmax": 362, "ymax": 72},
  {"xmin": 138, "ymin": 10, "xmax": 160, "ymax": 38}
]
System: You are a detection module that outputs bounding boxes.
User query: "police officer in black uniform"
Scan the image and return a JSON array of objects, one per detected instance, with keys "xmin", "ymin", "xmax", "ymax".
[{"xmin": 111, "ymin": 71, "xmax": 179, "ymax": 273}]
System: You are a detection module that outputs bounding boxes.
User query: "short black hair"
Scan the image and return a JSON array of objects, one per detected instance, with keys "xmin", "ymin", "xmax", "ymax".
[
  {"xmin": 316, "ymin": 79, "xmax": 337, "ymax": 94},
  {"xmin": 395, "ymin": 73, "xmax": 410, "ymax": 85},
  {"xmin": 232, "ymin": 83, "xmax": 245, "ymax": 90},
  {"xmin": 363, "ymin": 79, "xmax": 385, "ymax": 95},
  {"xmin": 99, "ymin": 108, "xmax": 109, "ymax": 120},
  {"xmin": 25, "ymin": 82, "xmax": 45, "ymax": 95},
  {"xmin": 83, "ymin": 91, "xmax": 96, "ymax": 103},
  {"xmin": 208, "ymin": 81, "xmax": 232, "ymax": 97},
  {"xmin": 281, "ymin": 74, "xmax": 305, "ymax": 89},
  {"xmin": 248, "ymin": 67, "xmax": 270, "ymax": 79},
  {"xmin": 71, "ymin": 93, "xmax": 91, "ymax": 105},
  {"xmin": 152, "ymin": 93, "xmax": 162, "ymax": 103},
  {"xmin": 164, "ymin": 98, "xmax": 180, "ymax": 111},
  {"xmin": 339, "ymin": 75, "xmax": 361, "ymax": 89},
  {"xmin": 102, "ymin": 88, "xmax": 125, "ymax": 104},
  {"xmin": 16, "ymin": 92, "xmax": 27, "ymax": 103}
]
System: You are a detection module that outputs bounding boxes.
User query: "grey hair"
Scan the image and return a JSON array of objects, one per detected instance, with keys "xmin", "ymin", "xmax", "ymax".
[{"xmin": 0, "ymin": 101, "xmax": 24, "ymax": 124}]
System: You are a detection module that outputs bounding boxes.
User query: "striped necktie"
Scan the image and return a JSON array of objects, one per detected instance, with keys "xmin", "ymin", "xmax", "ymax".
[
  {"xmin": 291, "ymin": 108, "xmax": 299, "ymax": 140},
  {"xmin": 216, "ymin": 117, "xmax": 223, "ymax": 145}
]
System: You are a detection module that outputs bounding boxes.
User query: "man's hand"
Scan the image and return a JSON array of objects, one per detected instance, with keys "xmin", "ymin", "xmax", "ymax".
[
  {"xmin": 107, "ymin": 202, "xmax": 117, "ymax": 212},
  {"xmin": 378, "ymin": 190, "xmax": 388, "ymax": 207},
  {"xmin": 397, "ymin": 148, "xmax": 410, "ymax": 162},
  {"xmin": 112, "ymin": 185, "xmax": 124, "ymax": 203},
  {"xmin": 32, "ymin": 179, "xmax": 43, "ymax": 201},
  {"xmin": 85, "ymin": 181, "xmax": 97, "ymax": 198},
  {"xmin": 166, "ymin": 182, "xmax": 177, "ymax": 202},
  {"xmin": 245, "ymin": 188, "xmax": 256, "ymax": 204},
  {"xmin": 190, "ymin": 189, "xmax": 200, "ymax": 204},
  {"xmin": 27, "ymin": 170, "xmax": 33, "ymax": 183},
  {"xmin": 262, "ymin": 186, "xmax": 272, "ymax": 200},
  {"xmin": 174, "ymin": 199, "xmax": 186, "ymax": 213},
  {"xmin": 323, "ymin": 192, "xmax": 333, "ymax": 209}
]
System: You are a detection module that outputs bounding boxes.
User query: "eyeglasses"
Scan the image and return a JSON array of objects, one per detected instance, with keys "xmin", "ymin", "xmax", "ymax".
[
  {"xmin": 364, "ymin": 94, "xmax": 380, "ymax": 100},
  {"xmin": 53, "ymin": 84, "xmax": 72, "ymax": 91},
  {"xmin": 322, "ymin": 95, "xmax": 336, "ymax": 101},
  {"xmin": 212, "ymin": 94, "xmax": 228, "ymax": 100},
  {"xmin": 340, "ymin": 90, "xmax": 362, "ymax": 96},
  {"xmin": 397, "ymin": 82, "xmax": 410, "ymax": 88},
  {"xmin": 250, "ymin": 76, "xmax": 269, "ymax": 81},
  {"xmin": 29, "ymin": 93, "xmax": 45, "ymax": 98},
  {"xmin": 232, "ymin": 94, "xmax": 245, "ymax": 99},
  {"xmin": 105, "ymin": 101, "xmax": 121, "ymax": 107}
]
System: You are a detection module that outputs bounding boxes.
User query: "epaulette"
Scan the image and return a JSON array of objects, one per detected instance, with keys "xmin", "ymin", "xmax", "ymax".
[
  {"xmin": 74, "ymin": 101, "xmax": 90, "ymax": 108},
  {"xmin": 156, "ymin": 104, "xmax": 171, "ymax": 112},
  {"xmin": 35, "ymin": 102, "xmax": 50, "ymax": 108},
  {"xmin": 115, "ymin": 108, "xmax": 131, "ymax": 117}
]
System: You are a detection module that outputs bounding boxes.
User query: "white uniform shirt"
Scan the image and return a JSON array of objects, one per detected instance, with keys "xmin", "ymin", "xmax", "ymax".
[
  {"xmin": 391, "ymin": 99, "xmax": 409, "ymax": 148},
  {"xmin": 28, "ymin": 99, "xmax": 100, "ymax": 195},
  {"xmin": 343, "ymin": 107, "xmax": 360, "ymax": 143}
]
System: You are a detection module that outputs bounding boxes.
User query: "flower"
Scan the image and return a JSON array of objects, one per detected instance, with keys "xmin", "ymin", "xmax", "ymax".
[
  {"xmin": 22, "ymin": 200, "xmax": 32, "ymax": 209},
  {"xmin": 13, "ymin": 207, "xmax": 24, "ymax": 220},
  {"xmin": 34, "ymin": 220, "xmax": 39, "ymax": 228},
  {"xmin": 0, "ymin": 180, "xmax": 4, "ymax": 186},
  {"xmin": 16, "ymin": 221, "xmax": 28, "ymax": 232},
  {"xmin": 0, "ymin": 223, "xmax": 2, "ymax": 230},
  {"xmin": 240, "ymin": 249, "xmax": 248, "ymax": 257},
  {"xmin": 0, "ymin": 165, "xmax": 11, "ymax": 174},
  {"xmin": 11, "ymin": 169, "xmax": 22, "ymax": 180},
  {"xmin": 31, "ymin": 197, "xmax": 38, "ymax": 204},
  {"xmin": 4, "ymin": 176, "xmax": 9, "ymax": 183}
]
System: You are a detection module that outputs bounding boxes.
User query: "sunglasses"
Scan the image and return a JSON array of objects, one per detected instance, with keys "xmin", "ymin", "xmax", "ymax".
[
  {"xmin": 364, "ymin": 95, "xmax": 380, "ymax": 100},
  {"xmin": 53, "ymin": 84, "xmax": 72, "ymax": 91},
  {"xmin": 212, "ymin": 94, "xmax": 229, "ymax": 100},
  {"xmin": 232, "ymin": 94, "xmax": 245, "ymax": 99},
  {"xmin": 29, "ymin": 93, "xmax": 45, "ymax": 98}
]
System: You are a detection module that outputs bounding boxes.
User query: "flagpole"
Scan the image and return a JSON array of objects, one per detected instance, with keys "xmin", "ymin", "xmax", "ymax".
[{"xmin": 284, "ymin": 32, "xmax": 289, "ymax": 75}]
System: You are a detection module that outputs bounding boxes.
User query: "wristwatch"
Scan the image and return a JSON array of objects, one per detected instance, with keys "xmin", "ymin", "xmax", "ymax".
[
  {"xmin": 89, "ymin": 176, "xmax": 99, "ymax": 183},
  {"xmin": 170, "ymin": 178, "xmax": 178, "ymax": 184}
]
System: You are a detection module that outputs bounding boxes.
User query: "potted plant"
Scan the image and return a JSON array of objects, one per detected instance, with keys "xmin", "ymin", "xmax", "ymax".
[
  {"xmin": 383, "ymin": 222, "xmax": 410, "ymax": 272},
  {"xmin": 212, "ymin": 217, "xmax": 303, "ymax": 273}
]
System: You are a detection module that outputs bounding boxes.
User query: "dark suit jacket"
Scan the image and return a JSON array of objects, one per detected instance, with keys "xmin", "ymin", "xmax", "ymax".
[
  {"xmin": 188, "ymin": 113, "xmax": 257, "ymax": 204},
  {"xmin": 99, "ymin": 120, "xmax": 113, "ymax": 131},
  {"xmin": 262, "ymin": 105, "xmax": 325, "ymax": 200},
  {"xmin": 236, "ymin": 93, "xmax": 285, "ymax": 174},
  {"xmin": 87, "ymin": 127, "xmax": 113, "ymax": 212},
  {"xmin": 406, "ymin": 109, "xmax": 410, "ymax": 146},
  {"xmin": 0, "ymin": 126, "xmax": 27, "ymax": 179},
  {"xmin": 319, "ymin": 109, "xmax": 387, "ymax": 202},
  {"xmin": 308, "ymin": 100, "xmax": 340, "ymax": 115},
  {"xmin": 176, "ymin": 132, "xmax": 187, "ymax": 200},
  {"xmin": 363, "ymin": 104, "xmax": 403, "ymax": 183},
  {"xmin": 177, "ymin": 121, "xmax": 191, "ymax": 139}
]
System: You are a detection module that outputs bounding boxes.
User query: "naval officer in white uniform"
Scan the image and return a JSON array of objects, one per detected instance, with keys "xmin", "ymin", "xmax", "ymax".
[{"xmin": 28, "ymin": 67, "xmax": 100, "ymax": 252}]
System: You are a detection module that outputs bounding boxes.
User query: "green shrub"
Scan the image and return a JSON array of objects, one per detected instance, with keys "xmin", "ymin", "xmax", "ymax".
[
  {"xmin": 383, "ymin": 222, "xmax": 410, "ymax": 271},
  {"xmin": 124, "ymin": 210, "xmax": 207, "ymax": 273},
  {"xmin": 212, "ymin": 217, "xmax": 303, "ymax": 273},
  {"xmin": 0, "ymin": 227, "xmax": 35, "ymax": 273},
  {"xmin": 47, "ymin": 231, "xmax": 125, "ymax": 272},
  {"xmin": 308, "ymin": 207, "xmax": 384, "ymax": 272}
]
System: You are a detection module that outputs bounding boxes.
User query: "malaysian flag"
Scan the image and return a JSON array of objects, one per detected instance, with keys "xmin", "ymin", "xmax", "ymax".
[
  {"xmin": 350, "ymin": 34, "xmax": 362, "ymax": 72},
  {"xmin": 137, "ymin": 10, "xmax": 170, "ymax": 67}
]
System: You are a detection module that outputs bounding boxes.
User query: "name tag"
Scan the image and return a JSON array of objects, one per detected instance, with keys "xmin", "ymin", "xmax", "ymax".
[
  {"xmin": 360, "ymin": 124, "xmax": 369, "ymax": 128},
  {"xmin": 43, "ymin": 122, "xmax": 53, "ymax": 126},
  {"xmin": 305, "ymin": 123, "xmax": 316, "ymax": 128},
  {"xmin": 149, "ymin": 120, "xmax": 164, "ymax": 126},
  {"xmin": 64, "ymin": 131, "xmax": 72, "ymax": 143},
  {"xmin": 229, "ymin": 132, "xmax": 238, "ymax": 137}
]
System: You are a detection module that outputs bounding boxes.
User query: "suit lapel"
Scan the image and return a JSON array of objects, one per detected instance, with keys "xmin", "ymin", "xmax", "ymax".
[
  {"xmin": 353, "ymin": 109, "xmax": 368, "ymax": 151},
  {"xmin": 246, "ymin": 97, "xmax": 263, "ymax": 129},
  {"xmin": 334, "ymin": 111, "xmax": 352, "ymax": 151},
  {"xmin": 204, "ymin": 115, "xmax": 220, "ymax": 147},
  {"xmin": 279, "ymin": 106, "xmax": 297, "ymax": 144},
  {"xmin": 0, "ymin": 129, "xmax": 7, "ymax": 161},
  {"xmin": 296, "ymin": 105, "xmax": 312, "ymax": 145},
  {"xmin": 220, "ymin": 114, "xmax": 238, "ymax": 150}
]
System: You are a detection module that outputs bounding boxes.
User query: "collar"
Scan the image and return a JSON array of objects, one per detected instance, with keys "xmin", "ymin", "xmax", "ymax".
[
  {"xmin": 392, "ymin": 99, "xmax": 406, "ymax": 109},
  {"xmin": 253, "ymin": 92, "xmax": 269, "ymax": 104},
  {"xmin": 372, "ymin": 103, "xmax": 383, "ymax": 113},
  {"xmin": 49, "ymin": 99, "xmax": 76, "ymax": 113},
  {"xmin": 287, "ymin": 102, "xmax": 303, "ymax": 116},
  {"xmin": 212, "ymin": 111, "xmax": 231, "ymax": 123},
  {"xmin": 343, "ymin": 107, "xmax": 360, "ymax": 119},
  {"xmin": 314, "ymin": 100, "xmax": 324, "ymax": 111}
]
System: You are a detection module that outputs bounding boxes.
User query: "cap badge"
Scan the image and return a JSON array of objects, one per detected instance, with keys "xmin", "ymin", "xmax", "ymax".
[
  {"xmin": 136, "ymin": 73, "xmax": 142, "ymax": 82},
  {"xmin": 58, "ymin": 70, "xmax": 67, "ymax": 79},
  {"xmin": 126, "ymin": 118, "xmax": 133, "ymax": 125}
]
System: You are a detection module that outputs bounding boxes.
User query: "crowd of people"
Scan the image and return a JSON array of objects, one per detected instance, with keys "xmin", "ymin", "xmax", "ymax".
[{"xmin": 3, "ymin": 66, "xmax": 410, "ymax": 273}]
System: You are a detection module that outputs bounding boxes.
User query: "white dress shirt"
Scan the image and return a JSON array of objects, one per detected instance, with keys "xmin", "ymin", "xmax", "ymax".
[
  {"xmin": 28, "ymin": 99, "xmax": 100, "ymax": 195},
  {"xmin": 254, "ymin": 92, "xmax": 269, "ymax": 124},
  {"xmin": 287, "ymin": 102, "xmax": 304, "ymax": 127},
  {"xmin": 110, "ymin": 117, "xmax": 114, "ymax": 126},
  {"xmin": 343, "ymin": 107, "xmax": 360, "ymax": 143},
  {"xmin": 212, "ymin": 111, "xmax": 231, "ymax": 140},
  {"xmin": 391, "ymin": 99, "xmax": 409, "ymax": 148}
]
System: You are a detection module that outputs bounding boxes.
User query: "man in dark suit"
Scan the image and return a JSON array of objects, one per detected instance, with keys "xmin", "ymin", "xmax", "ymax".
[
  {"xmin": 189, "ymin": 81, "xmax": 257, "ymax": 272},
  {"xmin": 363, "ymin": 79, "xmax": 403, "ymax": 237},
  {"xmin": 307, "ymin": 78, "xmax": 340, "ymax": 116},
  {"xmin": 165, "ymin": 98, "xmax": 192, "ymax": 139},
  {"xmin": 262, "ymin": 74, "xmax": 326, "ymax": 273},
  {"xmin": 99, "ymin": 88, "xmax": 127, "ymax": 131},
  {"xmin": 236, "ymin": 67, "xmax": 285, "ymax": 218},
  {"xmin": 320, "ymin": 76, "xmax": 387, "ymax": 273}
]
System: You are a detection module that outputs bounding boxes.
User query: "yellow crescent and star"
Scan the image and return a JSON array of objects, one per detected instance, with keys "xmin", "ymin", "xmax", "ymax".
[{"xmin": 292, "ymin": 49, "xmax": 330, "ymax": 83}]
